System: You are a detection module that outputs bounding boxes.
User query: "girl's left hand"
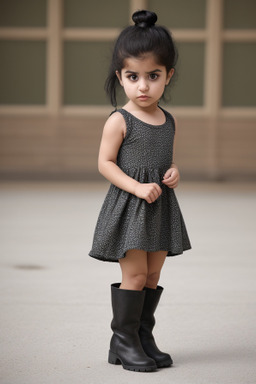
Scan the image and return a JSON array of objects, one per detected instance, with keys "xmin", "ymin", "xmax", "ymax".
[{"xmin": 162, "ymin": 166, "xmax": 180, "ymax": 189}]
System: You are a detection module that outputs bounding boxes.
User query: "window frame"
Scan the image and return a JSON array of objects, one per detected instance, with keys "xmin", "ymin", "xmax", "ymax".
[{"xmin": 0, "ymin": 0, "xmax": 255, "ymax": 118}]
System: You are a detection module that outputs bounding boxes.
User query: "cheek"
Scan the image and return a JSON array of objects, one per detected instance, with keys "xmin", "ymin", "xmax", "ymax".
[
  {"xmin": 123, "ymin": 82, "xmax": 133, "ymax": 93},
  {"xmin": 154, "ymin": 82, "xmax": 166, "ymax": 94}
]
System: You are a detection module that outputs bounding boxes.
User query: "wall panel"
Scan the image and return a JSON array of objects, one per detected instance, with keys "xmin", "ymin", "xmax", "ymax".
[{"xmin": 1, "ymin": 115, "xmax": 255, "ymax": 180}]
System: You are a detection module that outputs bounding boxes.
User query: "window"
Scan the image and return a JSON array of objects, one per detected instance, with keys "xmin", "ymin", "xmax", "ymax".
[
  {"xmin": 0, "ymin": 0, "xmax": 255, "ymax": 115},
  {"xmin": 222, "ymin": 43, "xmax": 256, "ymax": 107},
  {"xmin": 0, "ymin": 40, "xmax": 46, "ymax": 105},
  {"xmin": 148, "ymin": 0, "xmax": 206, "ymax": 29},
  {"xmin": 0, "ymin": 0, "xmax": 47, "ymax": 27},
  {"xmin": 222, "ymin": 0, "xmax": 256, "ymax": 109}
]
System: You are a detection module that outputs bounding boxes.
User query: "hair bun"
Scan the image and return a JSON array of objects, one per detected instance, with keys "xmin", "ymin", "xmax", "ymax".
[{"xmin": 132, "ymin": 10, "xmax": 157, "ymax": 28}]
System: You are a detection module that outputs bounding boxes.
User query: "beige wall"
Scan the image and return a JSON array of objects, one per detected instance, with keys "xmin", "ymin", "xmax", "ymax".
[{"xmin": 1, "ymin": 114, "xmax": 255, "ymax": 181}]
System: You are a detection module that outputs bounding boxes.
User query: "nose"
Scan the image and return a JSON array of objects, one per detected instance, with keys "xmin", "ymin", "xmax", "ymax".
[{"xmin": 138, "ymin": 78, "xmax": 149, "ymax": 92}]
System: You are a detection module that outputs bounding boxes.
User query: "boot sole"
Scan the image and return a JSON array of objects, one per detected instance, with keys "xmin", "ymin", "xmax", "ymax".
[
  {"xmin": 108, "ymin": 350, "xmax": 157, "ymax": 372},
  {"xmin": 156, "ymin": 359, "xmax": 172, "ymax": 368}
]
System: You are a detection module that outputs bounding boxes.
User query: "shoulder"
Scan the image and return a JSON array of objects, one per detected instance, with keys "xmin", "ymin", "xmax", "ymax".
[
  {"xmin": 103, "ymin": 110, "xmax": 127, "ymax": 138},
  {"xmin": 106, "ymin": 109, "xmax": 126, "ymax": 126}
]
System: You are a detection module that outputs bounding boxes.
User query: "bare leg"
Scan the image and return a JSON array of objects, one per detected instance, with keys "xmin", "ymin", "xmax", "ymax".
[
  {"xmin": 119, "ymin": 249, "xmax": 148, "ymax": 290},
  {"xmin": 146, "ymin": 251, "xmax": 167, "ymax": 289},
  {"xmin": 119, "ymin": 249, "xmax": 167, "ymax": 290}
]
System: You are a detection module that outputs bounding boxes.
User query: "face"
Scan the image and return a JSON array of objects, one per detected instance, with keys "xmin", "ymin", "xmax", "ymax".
[{"xmin": 116, "ymin": 54, "xmax": 174, "ymax": 110}]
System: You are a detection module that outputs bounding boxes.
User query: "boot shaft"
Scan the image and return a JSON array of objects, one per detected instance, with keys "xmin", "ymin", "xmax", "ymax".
[
  {"xmin": 139, "ymin": 286, "xmax": 173, "ymax": 368},
  {"xmin": 109, "ymin": 283, "xmax": 157, "ymax": 371},
  {"xmin": 110, "ymin": 283, "xmax": 146, "ymax": 335},
  {"xmin": 140, "ymin": 286, "xmax": 163, "ymax": 332}
]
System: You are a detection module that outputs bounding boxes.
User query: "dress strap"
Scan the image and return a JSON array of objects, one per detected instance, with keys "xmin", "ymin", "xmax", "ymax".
[
  {"xmin": 115, "ymin": 109, "xmax": 134, "ymax": 139},
  {"xmin": 158, "ymin": 106, "xmax": 176, "ymax": 133}
]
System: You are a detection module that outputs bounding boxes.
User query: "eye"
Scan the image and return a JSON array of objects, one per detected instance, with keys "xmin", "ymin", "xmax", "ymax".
[
  {"xmin": 149, "ymin": 73, "xmax": 159, "ymax": 80},
  {"xmin": 128, "ymin": 74, "xmax": 138, "ymax": 81}
]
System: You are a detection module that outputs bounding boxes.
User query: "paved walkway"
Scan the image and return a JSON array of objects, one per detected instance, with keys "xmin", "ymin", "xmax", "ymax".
[{"xmin": 1, "ymin": 181, "xmax": 256, "ymax": 384}]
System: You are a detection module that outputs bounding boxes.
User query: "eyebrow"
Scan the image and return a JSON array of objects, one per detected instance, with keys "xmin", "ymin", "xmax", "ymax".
[{"xmin": 124, "ymin": 69, "xmax": 162, "ymax": 74}]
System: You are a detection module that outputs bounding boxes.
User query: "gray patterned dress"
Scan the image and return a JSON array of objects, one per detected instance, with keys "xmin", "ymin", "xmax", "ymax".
[{"xmin": 89, "ymin": 107, "xmax": 191, "ymax": 262}]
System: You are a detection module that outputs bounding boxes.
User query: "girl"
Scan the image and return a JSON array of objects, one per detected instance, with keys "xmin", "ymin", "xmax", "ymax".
[{"xmin": 89, "ymin": 10, "xmax": 191, "ymax": 372}]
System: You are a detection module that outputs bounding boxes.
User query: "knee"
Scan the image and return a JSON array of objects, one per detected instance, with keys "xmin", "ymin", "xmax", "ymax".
[
  {"xmin": 132, "ymin": 273, "xmax": 148, "ymax": 290},
  {"xmin": 146, "ymin": 271, "xmax": 160, "ymax": 289},
  {"xmin": 122, "ymin": 272, "xmax": 147, "ymax": 291}
]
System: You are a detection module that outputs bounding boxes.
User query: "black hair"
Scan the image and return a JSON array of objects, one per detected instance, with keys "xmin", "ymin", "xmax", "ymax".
[{"xmin": 105, "ymin": 10, "xmax": 178, "ymax": 107}]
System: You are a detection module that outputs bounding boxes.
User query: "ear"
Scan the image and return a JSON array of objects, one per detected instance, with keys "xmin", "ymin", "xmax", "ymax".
[
  {"xmin": 115, "ymin": 70, "xmax": 123, "ymax": 86},
  {"xmin": 166, "ymin": 68, "xmax": 175, "ymax": 85}
]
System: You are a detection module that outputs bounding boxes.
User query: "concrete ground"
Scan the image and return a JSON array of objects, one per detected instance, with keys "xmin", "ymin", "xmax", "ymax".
[{"xmin": 0, "ymin": 181, "xmax": 256, "ymax": 384}]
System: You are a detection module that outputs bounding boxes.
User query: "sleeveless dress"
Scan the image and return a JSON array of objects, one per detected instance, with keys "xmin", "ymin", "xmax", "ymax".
[{"xmin": 89, "ymin": 107, "xmax": 191, "ymax": 262}]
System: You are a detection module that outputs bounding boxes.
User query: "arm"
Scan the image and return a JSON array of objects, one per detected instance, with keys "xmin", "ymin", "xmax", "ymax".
[
  {"xmin": 162, "ymin": 116, "xmax": 180, "ymax": 189},
  {"xmin": 98, "ymin": 112, "xmax": 162, "ymax": 203}
]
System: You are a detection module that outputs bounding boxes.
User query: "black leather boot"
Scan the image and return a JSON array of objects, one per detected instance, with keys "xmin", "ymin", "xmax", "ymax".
[
  {"xmin": 139, "ymin": 286, "xmax": 173, "ymax": 368},
  {"xmin": 108, "ymin": 283, "xmax": 157, "ymax": 372}
]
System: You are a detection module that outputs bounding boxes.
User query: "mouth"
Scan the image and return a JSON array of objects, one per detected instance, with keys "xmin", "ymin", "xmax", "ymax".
[{"xmin": 138, "ymin": 95, "xmax": 149, "ymax": 100}]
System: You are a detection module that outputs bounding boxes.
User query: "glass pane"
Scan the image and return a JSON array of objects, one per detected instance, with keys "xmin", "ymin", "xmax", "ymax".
[
  {"xmin": 64, "ymin": 0, "xmax": 129, "ymax": 28},
  {"xmin": 148, "ymin": 0, "xmax": 206, "ymax": 29},
  {"xmin": 0, "ymin": 40, "xmax": 46, "ymax": 105},
  {"xmin": 224, "ymin": 0, "xmax": 256, "ymax": 29},
  {"xmin": 0, "ymin": 0, "xmax": 47, "ymax": 27},
  {"xmin": 222, "ymin": 43, "xmax": 256, "ymax": 107},
  {"xmin": 163, "ymin": 42, "xmax": 205, "ymax": 106},
  {"xmin": 63, "ymin": 41, "xmax": 125, "ymax": 105}
]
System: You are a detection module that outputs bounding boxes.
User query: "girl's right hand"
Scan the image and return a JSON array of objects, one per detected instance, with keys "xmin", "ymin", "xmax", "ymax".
[{"xmin": 134, "ymin": 183, "xmax": 162, "ymax": 204}]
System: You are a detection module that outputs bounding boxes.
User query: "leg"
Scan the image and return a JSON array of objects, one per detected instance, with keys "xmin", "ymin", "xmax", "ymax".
[
  {"xmin": 109, "ymin": 283, "xmax": 157, "ymax": 372},
  {"xmin": 110, "ymin": 249, "xmax": 156, "ymax": 371},
  {"xmin": 146, "ymin": 251, "xmax": 167, "ymax": 289},
  {"xmin": 119, "ymin": 249, "xmax": 148, "ymax": 290},
  {"xmin": 139, "ymin": 251, "xmax": 173, "ymax": 368}
]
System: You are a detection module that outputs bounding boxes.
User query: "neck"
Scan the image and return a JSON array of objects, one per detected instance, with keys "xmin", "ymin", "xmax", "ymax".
[{"xmin": 124, "ymin": 100, "xmax": 159, "ymax": 114}]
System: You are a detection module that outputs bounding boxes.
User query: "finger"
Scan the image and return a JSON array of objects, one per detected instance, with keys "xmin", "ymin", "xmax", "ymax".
[
  {"xmin": 170, "ymin": 178, "xmax": 179, "ymax": 188},
  {"xmin": 154, "ymin": 183, "xmax": 162, "ymax": 195},
  {"xmin": 150, "ymin": 190, "xmax": 158, "ymax": 202},
  {"xmin": 169, "ymin": 172, "xmax": 178, "ymax": 181},
  {"xmin": 168, "ymin": 174, "xmax": 179, "ymax": 183},
  {"xmin": 148, "ymin": 185, "xmax": 161, "ymax": 202},
  {"xmin": 168, "ymin": 180, "xmax": 178, "ymax": 188},
  {"xmin": 148, "ymin": 188, "xmax": 156, "ymax": 203},
  {"xmin": 168, "ymin": 175, "xmax": 178, "ymax": 184},
  {"xmin": 154, "ymin": 185, "xmax": 162, "ymax": 199},
  {"xmin": 163, "ymin": 168, "xmax": 173, "ymax": 179},
  {"xmin": 162, "ymin": 177, "xmax": 172, "ymax": 185},
  {"xmin": 163, "ymin": 177, "xmax": 178, "ymax": 188},
  {"xmin": 146, "ymin": 195, "xmax": 153, "ymax": 204},
  {"xmin": 148, "ymin": 184, "xmax": 160, "ymax": 198}
]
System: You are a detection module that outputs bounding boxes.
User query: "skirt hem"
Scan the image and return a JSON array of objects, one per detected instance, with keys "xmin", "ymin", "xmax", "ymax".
[{"xmin": 89, "ymin": 245, "xmax": 191, "ymax": 263}]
